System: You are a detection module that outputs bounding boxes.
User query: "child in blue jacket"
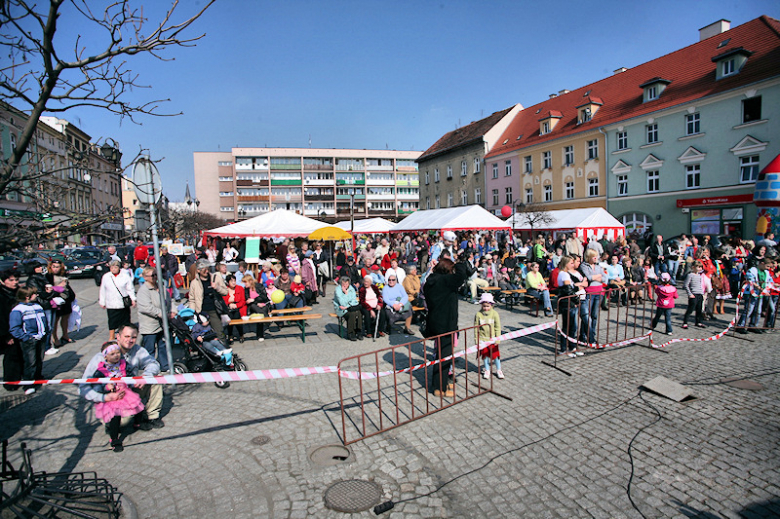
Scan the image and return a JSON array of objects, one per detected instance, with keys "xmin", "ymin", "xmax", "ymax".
[{"xmin": 10, "ymin": 286, "xmax": 50, "ymax": 394}]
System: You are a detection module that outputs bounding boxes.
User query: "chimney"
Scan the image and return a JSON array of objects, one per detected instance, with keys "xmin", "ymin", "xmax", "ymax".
[
  {"xmin": 613, "ymin": 67, "xmax": 628, "ymax": 74},
  {"xmin": 549, "ymin": 93, "xmax": 557, "ymax": 99},
  {"xmin": 558, "ymin": 89, "xmax": 570, "ymax": 95},
  {"xmin": 699, "ymin": 19, "xmax": 731, "ymax": 42}
]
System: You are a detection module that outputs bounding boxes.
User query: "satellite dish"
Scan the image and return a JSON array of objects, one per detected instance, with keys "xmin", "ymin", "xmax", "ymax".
[{"xmin": 132, "ymin": 156, "xmax": 162, "ymax": 205}]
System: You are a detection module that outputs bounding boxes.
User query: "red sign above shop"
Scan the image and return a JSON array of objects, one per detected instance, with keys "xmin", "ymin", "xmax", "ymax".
[{"xmin": 676, "ymin": 194, "xmax": 754, "ymax": 208}]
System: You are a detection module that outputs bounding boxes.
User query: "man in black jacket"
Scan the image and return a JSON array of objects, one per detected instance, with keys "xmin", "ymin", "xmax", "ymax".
[
  {"xmin": 341, "ymin": 255, "xmax": 361, "ymax": 288},
  {"xmin": 0, "ymin": 270, "xmax": 22, "ymax": 390}
]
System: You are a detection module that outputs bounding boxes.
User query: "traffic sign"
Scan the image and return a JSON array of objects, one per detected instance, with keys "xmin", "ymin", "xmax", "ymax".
[{"xmin": 132, "ymin": 156, "xmax": 162, "ymax": 205}]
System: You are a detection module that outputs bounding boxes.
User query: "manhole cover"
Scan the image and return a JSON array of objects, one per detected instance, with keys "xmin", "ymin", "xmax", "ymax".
[
  {"xmin": 309, "ymin": 444, "xmax": 352, "ymax": 466},
  {"xmin": 722, "ymin": 378, "xmax": 764, "ymax": 391},
  {"xmin": 251, "ymin": 435, "xmax": 271, "ymax": 446},
  {"xmin": 324, "ymin": 480, "xmax": 382, "ymax": 513}
]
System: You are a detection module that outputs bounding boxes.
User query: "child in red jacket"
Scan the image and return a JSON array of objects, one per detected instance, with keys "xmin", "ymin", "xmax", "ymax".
[{"xmin": 651, "ymin": 272, "xmax": 678, "ymax": 335}]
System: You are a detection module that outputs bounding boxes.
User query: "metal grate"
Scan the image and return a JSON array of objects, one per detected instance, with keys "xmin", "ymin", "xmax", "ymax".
[{"xmin": 323, "ymin": 480, "xmax": 381, "ymax": 513}]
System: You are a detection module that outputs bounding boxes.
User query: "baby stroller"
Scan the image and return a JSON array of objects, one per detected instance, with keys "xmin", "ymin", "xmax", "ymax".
[{"xmin": 169, "ymin": 308, "xmax": 247, "ymax": 389}]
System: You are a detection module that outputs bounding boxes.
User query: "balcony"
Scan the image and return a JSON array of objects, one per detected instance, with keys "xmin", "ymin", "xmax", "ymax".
[
  {"xmin": 366, "ymin": 193, "xmax": 394, "ymax": 200},
  {"xmin": 366, "ymin": 164, "xmax": 394, "ymax": 171},
  {"xmin": 237, "ymin": 195, "xmax": 269, "ymax": 202},
  {"xmin": 304, "ymin": 208, "xmax": 335, "ymax": 216},
  {"xmin": 365, "ymin": 177, "xmax": 394, "ymax": 186},
  {"xmin": 336, "ymin": 194, "xmax": 365, "ymax": 200},
  {"xmin": 397, "ymin": 193, "xmax": 418, "ymax": 200},
  {"xmin": 302, "ymin": 164, "xmax": 333, "ymax": 171},
  {"xmin": 397, "ymin": 166, "xmax": 418, "ymax": 172},
  {"xmin": 269, "ymin": 164, "xmax": 302, "ymax": 170},
  {"xmin": 303, "ymin": 194, "xmax": 334, "ymax": 202},
  {"xmin": 270, "ymin": 179, "xmax": 302, "ymax": 186},
  {"xmin": 271, "ymin": 195, "xmax": 302, "ymax": 204},
  {"xmin": 303, "ymin": 178, "xmax": 333, "ymax": 186}
]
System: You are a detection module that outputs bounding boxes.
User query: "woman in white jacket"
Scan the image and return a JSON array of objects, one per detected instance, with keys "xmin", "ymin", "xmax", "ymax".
[{"xmin": 99, "ymin": 260, "xmax": 136, "ymax": 340}]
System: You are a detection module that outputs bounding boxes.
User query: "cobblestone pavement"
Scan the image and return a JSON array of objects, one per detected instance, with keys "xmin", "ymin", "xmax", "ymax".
[{"xmin": 1, "ymin": 278, "xmax": 779, "ymax": 518}]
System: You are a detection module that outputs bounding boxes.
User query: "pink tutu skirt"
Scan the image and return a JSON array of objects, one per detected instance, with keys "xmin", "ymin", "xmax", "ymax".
[{"xmin": 94, "ymin": 383, "xmax": 145, "ymax": 423}]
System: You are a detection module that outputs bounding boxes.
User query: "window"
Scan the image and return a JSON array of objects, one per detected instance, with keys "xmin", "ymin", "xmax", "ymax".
[
  {"xmin": 434, "ymin": 168, "xmax": 440, "ymax": 182},
  {"xmin": 217, "ymin": 160, "xmax": 233, "ymax": 166},
  {"xmin": 647, "ymin": 170, "xmax": 660, "ymax": 193},
  {"xmin": 617, "ymin": 175, "xmax": 628, "ymax": 196},
  {"xmin": 504, "ymin": 187, "xmax": 513, "ymax": 205},
  {"xmin": 492, "ymin": 163, "xmax": 498, "ymax": 178},
  {"xmin": 587, "ymin": 139, "xmax": 599, "ymax": 160},
  {"xmin": 542, "ymin": 151, "xmax": 552, "ymax": 169},
  {"xmin": 492, "ymin": 189, "xmax": 499, "ymax": 206},
  {"xmin": 686, "ymin": 165, "xmax": 700, "ymax": 189},
  {"xmin": 617, "ymin": 131, "xmax": 628, "ymax": 150},
  {"xmin": 218, "ymin": 176, "xmax": 233, "ymax": 181},
  {"xmin": 588, "ymin": 178, "xmax": 599, "ymax": 197},
  {"xmin": 564, "ymin": 146, "xmax": 574, "ymax": 166},
  {"xmin": 542, "ymin": 121, "xmax": 550, "ymax": 134},
  {"xmin": 446, "ymin": 165, "xmax": 452, "ymax": 179},
  {"xmin": 722, "ymin": 59, "xmax": 735, "ymax": 76},
  {"xmin": 219, "ymin": 191, "xmax": 234, "ymax": 196},
  {"xmin": 425, "ymin": 171, "xmax": 429, "ymax": 184},
  {"xmin": 524, "ymin": 156, "xmax": 532, "ymax": 174},
  {"xmin": 740, "ymin": 155, "xmax": 759, "ymax": 183},
  {"xmin": 686, "ymin": 113, "xmax": 700, "ymax": 135},
  {"xmin": 543, "ymin": 184, "xmax": 552, "ymax": 202},
  {"xmin": 435, "ymin": 195, "xmax": 440, "ymax": 208},
  {"xmin": 505, "ymin": 160, "xmax": 512, "ymax": 176},
  {"xmin": 742, "ymin": 97, "xmax": 762, "ymax": 124},
  {"xmin": 565, "ymin": 182, "xmax": 574, "ymax": 200},
  {"xmin": 220, "ymin": 206, "xmax": 234, "ymax": 212},
  {"xmin": 425, "ymin": 197, "xmax": 430, "ymax": 210},
  {"xmin": 474, "ymin": 158, "xmax": 480, "ymax": 173},
  {"xmin": 475, "ymin": 188, "xmax": 481, "ymax": 204},
  {"xmin": 646, "ymin": 124, "xmax": 658, "ymax": 144},
  {"xmin": 461, "ymin": 161, "xmax": 467, "ymax": 176},
  {"xmin": 447, "ymin": 193, "xmax": 453, "ymax": 207},
  {"xmin": 646, "ymin": 85, "xmax": 658, "ymax": 100},
  {"xmin": 461, "ymin": 190, "xmax": 468, "ymax": 205},
  {"xmin": 525, "ymin": 188, "xmax": 533, "ymax": 204}
]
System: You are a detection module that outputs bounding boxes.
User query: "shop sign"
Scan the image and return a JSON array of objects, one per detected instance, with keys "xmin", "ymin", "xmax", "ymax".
[{"xmin": 676, "ymin": 194, "xmax": 753, "ymax": 208}]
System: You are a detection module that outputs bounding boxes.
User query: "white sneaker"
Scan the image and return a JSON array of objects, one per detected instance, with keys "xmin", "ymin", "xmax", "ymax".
[
  {"xmin": 24, "ymin": 388, "xmax": 36, "ymax": 395},
  {"xmin": 496, "ymin": 369, "xmax": 505, "ymax": 379},
  {"xmin": 44, "ymin": 347, "xmax": 59, "ymax": 355},
  {"xmin": 482, "ymin": 369, "xmax": 490, "ymax": 380},
  {"xmin": 257, "ymin": 337, "xmax": 265, "ymax": 342},
  {"xmin": 574, "ymin": 351, "xmax": 584, "ymax": 357},
  {"xmin": 220, "ymin": 348, "xmax": 233, "ymax": 355}
]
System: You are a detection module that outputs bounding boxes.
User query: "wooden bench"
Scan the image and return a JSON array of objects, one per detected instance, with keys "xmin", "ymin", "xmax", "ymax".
[
  {"xmin": 500, "ymin": 289, "xmax": 526, "ymax": 311},
  {"xmin": 330, "ymin": 306, "xmax": 427, "ymax": 338},
  {"xmin": 270, "ymin": 306, "xmax": 312, "ymax": 316},
  {"xmin": 229, "ymin": 314, "xmax": 322, "ymax": 342}
]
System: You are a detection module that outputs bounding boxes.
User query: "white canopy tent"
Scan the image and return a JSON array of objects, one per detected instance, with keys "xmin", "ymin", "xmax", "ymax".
[
  {"xmin": 335, "ymin": 217, "xmax": 395, "ymax": 234},
  {"xmin": 390, "ymin": 205, "xmax": 512, "ymax": 233},
  {"xmin": 202, "ymin": 209, "xmax": 329, "ymax": 238},
  {"xmin": 507, "ymin": 207, "xmax": 626, "ymax": 240}
]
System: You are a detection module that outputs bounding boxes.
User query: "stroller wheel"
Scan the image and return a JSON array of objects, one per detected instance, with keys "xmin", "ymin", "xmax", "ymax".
[
  {"xmin": 214, "ymin": 379, "xmax": 230, "ymax": 389},
  {"xmin": 233, "ymin": 358, "xmax": 248, "ymax": 372},
  {"xmin": 172, "ymin": 362, "xmax": 188, "ymax": 374}
]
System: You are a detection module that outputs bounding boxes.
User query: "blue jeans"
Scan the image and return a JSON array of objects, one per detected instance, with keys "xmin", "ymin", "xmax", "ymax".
[
  {"xmin": 652, "ymin": 307, "xmax": 673, "ymax": 333},
  {"xmin": 768, "ymin": 296, "xmax": 778, "ymax": 328},
  {"xmin": 737, "ymin": 295, "xmax": 763, "ymax": 327},
  {"xmin": 582, "ymin": 294, "xmax": 601, "ymax": 344},
  {"xmin": 666, "ymin": 259, "xmax": 679, "ymax": 281},
  {"xmin": 43, "ymin": 309, "xmax": 54, "ymax": 349},
  {"xmin": 559, "ymin": 303, "xmax": 579, "ymax": 353},
  {"xmin": 483, "ymin": 357, "xmax": 501, "ymax": 371},
  {"xmin": 276, "ymin": 294, "xmax": 304, "ymax": 310},
  {"xmin": 141, "ymin": 332, "xmax": 169, "ymax": 371},
  {"xmin": 165, "ymin": 273, "xmax": 180, "ymax": 300},
  {"xmin": 527, "ymin": 288, "xmax": 552, "ymax": 313}
]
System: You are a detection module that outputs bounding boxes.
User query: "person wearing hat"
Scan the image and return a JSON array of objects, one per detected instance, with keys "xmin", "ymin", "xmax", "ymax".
[
  {"xmin": 187, "ymin": 258, "xmax": 229, "ymax": 337},
  {"xmin": 651, "ymin": 272, "xmax": 678, "ymax": 335},
  {"xmin": 341, "ymin": 254, "xmax": 361, "ymax": 287},
  {"xmin": 474, "ymin": 293, "xmax": 503, "ymax": 379},
  {"xmin": 431, "ymin": 231, "xmax": 457, "ymax": 263}
]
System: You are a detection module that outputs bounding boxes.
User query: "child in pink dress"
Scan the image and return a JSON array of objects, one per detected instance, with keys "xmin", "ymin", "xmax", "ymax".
[{"xmin": 92, "ymin": 342, "xmax": 145, "ymax": 452}]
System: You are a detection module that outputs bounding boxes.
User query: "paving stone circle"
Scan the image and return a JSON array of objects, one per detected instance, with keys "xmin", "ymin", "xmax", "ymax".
[
  {"xmin": 323, "ymin": 479, "xmax": 382, "ymax": 513},
  {"xmin": 309, "ymin": 444, "xmax": 352, "ymax": 466}
]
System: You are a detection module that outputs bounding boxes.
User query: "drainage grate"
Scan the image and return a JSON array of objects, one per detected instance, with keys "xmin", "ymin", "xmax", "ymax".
[
  {"xmin": 309, "ymin": 444, "xmax": 352, "ymax": 467},
  {"xmin": 722, "ymin": 378, "xmax": 764, "ymax": 391},
  {"xmin": 251, "ymin": 435, "xmax": 271, "ymax": 446},
  {"xmin": 324, "ymin": 480, "xmax": 382, "ymax": 513}
]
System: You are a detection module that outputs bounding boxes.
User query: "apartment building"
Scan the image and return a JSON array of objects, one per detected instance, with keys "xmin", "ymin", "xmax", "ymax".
[{"xmin": 193, "ymin": 148, "xmax": 421, "ymax": 223}]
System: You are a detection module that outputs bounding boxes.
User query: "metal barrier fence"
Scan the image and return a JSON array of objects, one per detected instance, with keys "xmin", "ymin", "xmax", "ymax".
[
  {"xmin": 337, "ymin": 324, "xmax": 495, "ymax": 445},
  {"xmin": 552, "ymin": 286, "xmax": 654, "ymax": 367}
]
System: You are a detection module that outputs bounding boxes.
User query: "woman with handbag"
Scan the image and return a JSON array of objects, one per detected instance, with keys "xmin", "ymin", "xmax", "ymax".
[{"xmin": 99, "ymin": 260, "xmax": 136, "ymax": 341}]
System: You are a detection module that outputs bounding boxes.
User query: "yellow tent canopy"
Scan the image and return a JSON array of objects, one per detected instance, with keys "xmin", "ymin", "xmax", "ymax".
[{"xmin": 308, "ymin": 226, "xmax": 352, "ymax": 241}]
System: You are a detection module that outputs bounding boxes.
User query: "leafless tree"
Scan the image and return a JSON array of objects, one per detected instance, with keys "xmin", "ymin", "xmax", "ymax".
[
  {"xmin": 514, "ymin": 202, "xmax": 555, "ymax": 234},
  {"xmin": 0, "ymin": 0, "xmax": 214, "ymax": 250},
  {"xmin": 160, "ymin": 207, "xmax": 225, "ymax": 242}
]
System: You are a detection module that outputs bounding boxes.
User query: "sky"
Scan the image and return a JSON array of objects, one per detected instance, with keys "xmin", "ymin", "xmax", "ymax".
[{"xmin": 41, "ymin": 0, "xmax": 779, "ymax": 204}]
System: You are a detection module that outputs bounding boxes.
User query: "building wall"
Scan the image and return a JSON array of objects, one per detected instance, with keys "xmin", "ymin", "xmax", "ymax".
[
  {"xmin": 606, "ymin": 78, "xmax": 780, "ymax": 239},
  {"xmin": 418, "ymin": 140, "xmax": 486, "ymax": 210},
  {"xmin": 486, "ymin": 130, "xmax": 607, "ymax": 214}
]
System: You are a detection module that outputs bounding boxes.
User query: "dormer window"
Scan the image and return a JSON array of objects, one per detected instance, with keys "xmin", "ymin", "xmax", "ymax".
[
  {"xmin": 639, "ymin": 78, "xmax": 671, "ymax": 103},
  {"xmin": 576, "ymin": 96, "xmax": 603, "ymax": 124},
  {"xmin": 538, "ymin": 110, "xmax": 562, "ymax": 135},
  {"xmin": 712, "ymin": 47, "xmax": 752, "ymax": 80}
]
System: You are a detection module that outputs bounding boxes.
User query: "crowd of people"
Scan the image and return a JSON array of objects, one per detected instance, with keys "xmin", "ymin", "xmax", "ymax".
[{"xmin": 1, "ymin": 228, "xmax": 778, "ymax": 450}]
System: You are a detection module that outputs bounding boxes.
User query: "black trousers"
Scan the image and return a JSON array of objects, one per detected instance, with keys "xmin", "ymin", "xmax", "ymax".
[
  {"xmin": 431, "ymin": 334, "xmax": 454, "ymax": 392},
  {"xmin": 682, "ymin": 295, "xmax": 703, "ymax": 325}
]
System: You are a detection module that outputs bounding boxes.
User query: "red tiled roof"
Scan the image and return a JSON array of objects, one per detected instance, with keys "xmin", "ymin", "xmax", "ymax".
[
  {"xmin": 539, "ymin": 110, "xmax": 563, "ymax": 121},
  {"xmin": 417, "ymin": 106, "xmax": 516, "ymax": 162},
  {"xmin": 485, "ymin": 15, "xmax": 780, "ymax": 160}
]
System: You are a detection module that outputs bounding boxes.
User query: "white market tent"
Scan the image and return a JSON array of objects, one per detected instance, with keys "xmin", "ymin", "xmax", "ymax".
[
  {"xmin": 390, "ymin": 205, "xmax": 512, "ymax": 233},
  {"xmin": 202, "ymin": 209, "xmax": 329, "ymax": 238},
  {"xmin": 335, "ymin": 217, "xmax": 395, "ymax": 234},
  {"xmin": 506, "ymin": 207, "xmax": 626, "ymax": 240}
]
